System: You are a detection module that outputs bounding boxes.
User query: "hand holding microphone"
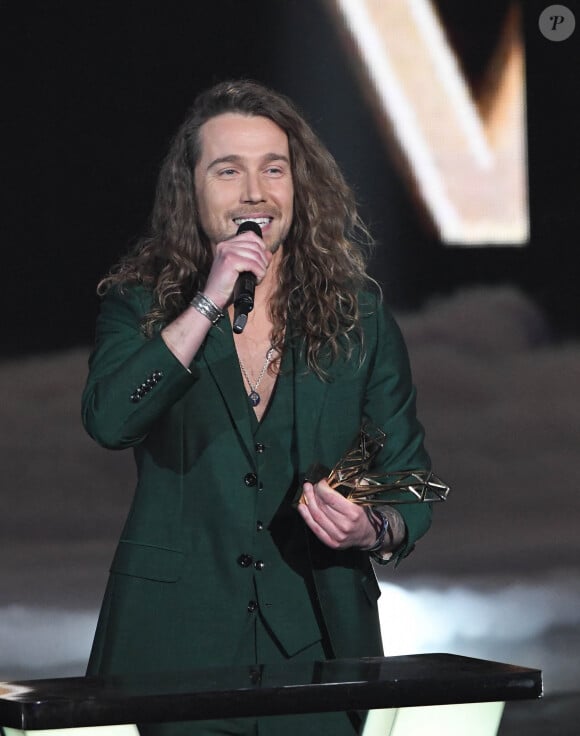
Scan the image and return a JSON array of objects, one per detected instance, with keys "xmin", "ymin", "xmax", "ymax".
[
  {"xmin": 232, "ymin": 220, "xmax": 262, "ymax": 334},
  {"xmin": 164, "ymin": 221, "xmax": 266, "ymax": 369},
  {"xmin": 199, "ymin": 219, "xmax": 267, "ymax": 333}
]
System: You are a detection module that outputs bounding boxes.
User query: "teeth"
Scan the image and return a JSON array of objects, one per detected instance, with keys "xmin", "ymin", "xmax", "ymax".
[{"xmin": 234, "ymin": 217, "xmax": 271, "ymax": 226}]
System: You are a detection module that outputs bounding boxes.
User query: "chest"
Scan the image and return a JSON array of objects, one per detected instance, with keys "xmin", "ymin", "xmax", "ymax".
[
  {"xmin": 230, "ymin": 312, "xmax": 281, "ymax": 422},
  {"xmin": 235, "ymin": 343, "xmax": 279, "ymax": 421}
]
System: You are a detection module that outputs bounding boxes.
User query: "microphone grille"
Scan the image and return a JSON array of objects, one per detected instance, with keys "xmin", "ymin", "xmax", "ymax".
[{"xmin": 236, "ymin": 221, "xmax": 262, "ymax": 238}]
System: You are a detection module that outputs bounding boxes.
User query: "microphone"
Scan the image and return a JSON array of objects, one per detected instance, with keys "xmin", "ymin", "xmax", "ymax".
[{"xmin": 232, "ymin": 220, "xmax": 262, "ymax": 334}]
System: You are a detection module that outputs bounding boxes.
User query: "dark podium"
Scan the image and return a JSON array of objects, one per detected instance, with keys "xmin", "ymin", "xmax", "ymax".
[{"xmin": 0, "ymin": 654, "xmax": 542, "ymax": 736}]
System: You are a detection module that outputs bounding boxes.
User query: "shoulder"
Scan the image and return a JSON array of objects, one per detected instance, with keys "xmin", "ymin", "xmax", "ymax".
[
  {"xmin": 102, "ymin": 281, "xmax": 153, "ymax": 306},
  {"xmin": 92, "ymin": 282, "xmax": 159, "ymax": 341},
  {"xmin": 357, "ymin": 289, "xmax": 411, "ymax": 366},
  {"xmin": 99, "ymin": 282, "xmax": 155, "ymax": 319},
  {"xmin": 357, "ymin": 289, "xmax": 400, "ymax": 335}
]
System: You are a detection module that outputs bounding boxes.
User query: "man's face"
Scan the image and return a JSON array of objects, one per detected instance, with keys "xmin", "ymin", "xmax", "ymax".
[{"xmin": 194, "ymin": 113, "xmax": 294, "ymax": 253}]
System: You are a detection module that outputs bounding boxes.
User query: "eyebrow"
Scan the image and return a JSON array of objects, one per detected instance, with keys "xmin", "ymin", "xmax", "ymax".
[{"xmin": 206, "ymin": 152, "xmax": 290, "ymax": 171}]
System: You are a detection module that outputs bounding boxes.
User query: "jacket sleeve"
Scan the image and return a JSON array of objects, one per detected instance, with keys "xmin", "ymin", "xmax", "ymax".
[
  {"xmin": 361, "ymin": 297, "xmax": 434, "ymax": 565},
  {"xmin": 81, "ymin": 285, "xmax": 199, "ymax": 450}
]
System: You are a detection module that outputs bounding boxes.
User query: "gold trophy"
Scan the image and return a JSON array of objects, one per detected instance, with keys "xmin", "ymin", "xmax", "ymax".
[{"xmin": 301, "ymin": 424, "xmax": 449, "ymax": 506}]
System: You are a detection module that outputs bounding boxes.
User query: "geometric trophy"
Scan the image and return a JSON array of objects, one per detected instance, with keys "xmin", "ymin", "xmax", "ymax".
[{"xmin": 303, "ymin": 423, "xmax": 449, "ymax": 506}]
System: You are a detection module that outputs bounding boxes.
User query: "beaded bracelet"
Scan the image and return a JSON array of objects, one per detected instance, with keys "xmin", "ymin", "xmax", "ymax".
[
  {"xmin": 362, "ymin": 509, "xmax": 389, "ymax": 553},
  {"xmin": 190, "ymin": 291, "xmax": 225, "ymax": 325}
]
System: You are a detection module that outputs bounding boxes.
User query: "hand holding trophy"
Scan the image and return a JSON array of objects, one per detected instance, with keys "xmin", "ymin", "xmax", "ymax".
[{"xmin": 301, "ymin": 423, "xmax": 449, "ymax": 507}]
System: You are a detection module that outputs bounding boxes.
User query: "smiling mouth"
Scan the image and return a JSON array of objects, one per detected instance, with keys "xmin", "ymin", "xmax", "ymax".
[{"xmin": 233, "ymin": 216, "xmax": 273, "ymax": 228}]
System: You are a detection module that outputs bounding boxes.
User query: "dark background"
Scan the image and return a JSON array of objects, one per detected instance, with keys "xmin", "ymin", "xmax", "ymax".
[{"xmin": 1, "ymin": 0, "xmax": 578, "ymax": 356}]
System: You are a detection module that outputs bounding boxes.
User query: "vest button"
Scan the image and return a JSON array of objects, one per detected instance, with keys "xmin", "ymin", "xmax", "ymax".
[
  {"xmin": 255, "ymin": 442, "xmax": 265, "ymax": 453},
  {"xmin": 254, "ymin": 560, "xmax": 265, "ymax": 571},
  {"xmin": 256, "ymin": 520, "xmax": 264, "ymax": 531},
  {"xmin": 247, "ymin": 600, "xmax": 258, "ymax": 613},
  {"xmin": 237, "ymin": 554, "xmax": 253, "ymax": 568},
  {"xmin": 244, "ymin": 472, "xmax": 258, "ymax": 487}
]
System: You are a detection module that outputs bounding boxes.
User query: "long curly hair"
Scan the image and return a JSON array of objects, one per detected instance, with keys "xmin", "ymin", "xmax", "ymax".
[{"xmin": 99, "ymin": 79, "xmax": 378, "ymax": 377}]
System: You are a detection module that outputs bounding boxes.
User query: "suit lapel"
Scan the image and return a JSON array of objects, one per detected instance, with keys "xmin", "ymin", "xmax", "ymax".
[
  {"xmin": 202, "ymin": 321, "xmax": 331, "ymax": 471},
  {"xmin": 202, "ymin": 318, "xmax": 255, "ymax": 460},
  {"xmin": 292, "ymin": 340, "xmax": 329, "ymax": 476}
]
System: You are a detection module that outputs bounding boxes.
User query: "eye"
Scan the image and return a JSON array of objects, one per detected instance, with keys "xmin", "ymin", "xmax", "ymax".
[
  {"xmin": 218, "ymin": 167, "xmax": 238, "ymax": 177},
  {"xmin": 265, "ymin": 165, "xmax": 284, "ymax": 177}
]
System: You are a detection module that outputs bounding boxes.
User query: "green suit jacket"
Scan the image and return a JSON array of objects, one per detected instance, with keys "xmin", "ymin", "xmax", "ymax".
[{"xmin": 82, "ymin": 285, "xmax": 431, "ymax": 676}]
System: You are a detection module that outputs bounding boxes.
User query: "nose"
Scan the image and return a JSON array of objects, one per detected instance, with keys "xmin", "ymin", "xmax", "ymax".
[{"xmin": 241, "ymin": 171, "xmax": 266, "ymax": 203}]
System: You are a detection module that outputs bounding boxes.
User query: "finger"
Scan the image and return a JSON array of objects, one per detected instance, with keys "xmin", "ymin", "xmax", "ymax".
[
  {"xmin": 226, "ymin": 231, "xmax": 268, "ymax": 260},
  {"xmin": 207, "ymin": 244, "xmax": 269, "ymax": 300},
  {"xmin": 219, "ymin": 239, "xmax": 270, "ymax": 269},
  {"xmin": 301, "ymin": 482, "xmax": 346, "ymax": 539},
  {"xmin": 227, "ymin": 247, "xmax": 271, "ymax": 282},
  {"xmin": 229, "ymin": 230, "xmax": 265, "ymax": 247},
  {"xmin": 296, "ymin": 502, "xmax": 342, "ymax": 549},
  {"xmin": 312, "ymin": 481, "xmax": 359, "ymax": 520}
]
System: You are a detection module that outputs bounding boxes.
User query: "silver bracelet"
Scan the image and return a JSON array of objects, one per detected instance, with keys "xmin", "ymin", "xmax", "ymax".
[
  {"xmin": 362, "ymin": 508, "xmax": 389, "ymax": 552},
  {"xmin": 190, "ymin": 291, "xmax": 225, "ymax": 325}
]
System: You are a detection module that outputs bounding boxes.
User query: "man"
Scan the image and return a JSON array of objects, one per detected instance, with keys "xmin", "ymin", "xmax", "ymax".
[{"xmin": 82, "ymin": 80, "xmax": 434, "ymax": 735}]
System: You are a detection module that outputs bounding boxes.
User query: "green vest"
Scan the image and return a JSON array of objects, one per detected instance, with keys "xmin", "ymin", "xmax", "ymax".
[{"xmin": 246, "ymin": 348, "xmax": 322, "ymax": 655}]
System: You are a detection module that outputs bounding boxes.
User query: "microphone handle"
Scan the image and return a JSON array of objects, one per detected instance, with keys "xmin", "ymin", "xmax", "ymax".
[
  {"xmin": 232, "ymin": 221, "xmax": 262, "ymax": 334},
  {"xmin": 232, "ymin": 272, "xmax": 256, "ymax": 334}
]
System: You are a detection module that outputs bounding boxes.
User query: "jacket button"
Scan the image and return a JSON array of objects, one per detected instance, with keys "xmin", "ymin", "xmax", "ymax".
[
  {"xmin": 244, "ymin": 473, "xmax": 257, "ymax": 487},
  {"xmin": 237, "ymin": 554, "xmax": 253, "ymax": 568},
  {"xmin": 254, "ymin": 560, "xmax": 265, "ymax": 571},
  {"xmin": 247, "ymin": 600, "xmax": 258, "ymax": 613},
  {"xmin": 249, "ymin": 667, "xmax": 261, "ymax": 685},
  {"xmin": 256, "ymin": 520, "xmax": 264, "ymax": 531},
  {"xmin": 255, "ymin": 442, "xmax": 265, "ymax": 453}
]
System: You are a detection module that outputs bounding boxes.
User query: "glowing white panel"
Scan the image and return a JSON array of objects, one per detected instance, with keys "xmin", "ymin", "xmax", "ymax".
[{"xmin": 329, "ymin": 0, "xmax": 529, "ymax": 245}]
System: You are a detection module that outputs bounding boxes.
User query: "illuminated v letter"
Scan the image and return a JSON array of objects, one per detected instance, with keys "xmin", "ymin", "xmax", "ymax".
[{"xmin": 327, "ymin": 0, "xmax": 529, "ymax": 245}]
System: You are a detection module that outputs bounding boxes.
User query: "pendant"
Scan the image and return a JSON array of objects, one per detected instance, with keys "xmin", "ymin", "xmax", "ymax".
[{"xmin": 249, "ymin": 391, "xmax": 261, "ymax": 407}]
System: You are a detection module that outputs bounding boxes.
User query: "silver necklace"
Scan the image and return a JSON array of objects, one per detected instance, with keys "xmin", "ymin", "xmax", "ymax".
[{"xmin": 238, "ymin": 347, "xmax": 275, "ymax": 407}]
